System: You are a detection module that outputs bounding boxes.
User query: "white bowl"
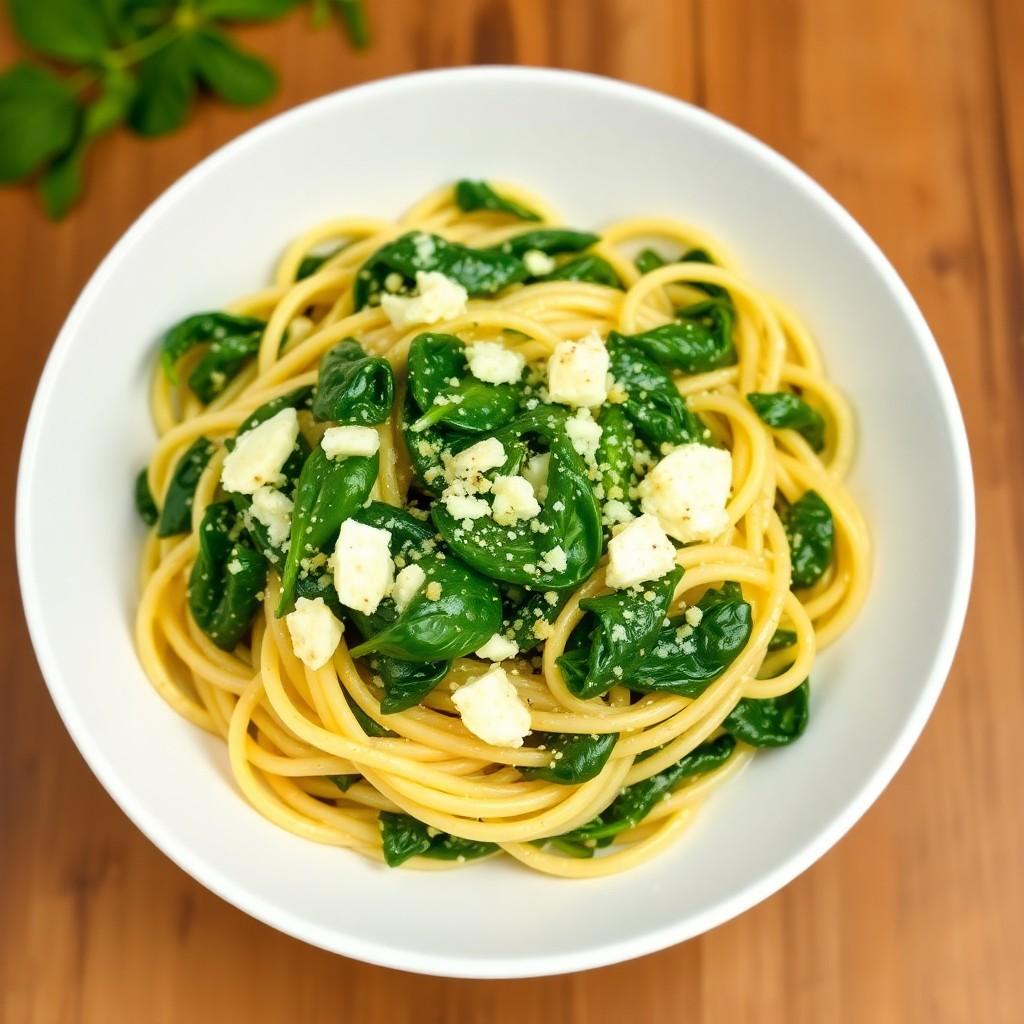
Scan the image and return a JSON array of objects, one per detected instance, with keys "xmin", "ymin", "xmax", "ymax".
[{"xmin": 17, "ymin": 67, "xmax": 973, "ymax": 978}]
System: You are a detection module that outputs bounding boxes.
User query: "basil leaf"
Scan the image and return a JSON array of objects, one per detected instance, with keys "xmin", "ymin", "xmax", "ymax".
[
  {"xmin": 188, "ymin": 28, "xmax": 276, "ymax": 106},
  {"xmin": 725, "ymin": 680, "xmax": 809, "ymax": 747},
  {"xmin": 197, "ymin": 0, "xmax": 301, "ymax": 19},
  {"xmin": 541, "ymin": 254, "xmax": 621, "ymax": 288},
  {"xmin": 83, "ymin": 68, "xmax": 135, "ymax": 138},
  {"xmin": 455, "ymin": 179, "xmax": 540, "ymax": 221},
  {"xmin": 606, "ymin": 334, "xmax": 704, "ymax": 447},
  {"xmin": 519, "ymin": 733, "xmax": 618, "ymax": 785},
  {"xmin": 561, "ymin": 567, "xmax": 683, "ymax": 700},
  {"xmin": 0, "ymin": 63, "xmax": 78, "ymax": 183},
  {"xmin": 188, "ymin": 501, "xmax": 266, "ymax": 651},
  {"xmin": 157, "ymin": 436, "xmax": 216, "ymax": 537},
  {"xmin": 354, "ymin": 231, "xmax": 525, "ymax": 309},
  {"xmin": 39, "ymin": 142, "xmax": 84, "ymax": 219},
  {"xmin": 134, "ymin": 468, "xmax": 159, "ymax": 526},
  {"xmin": 630, "ymin": 582, "xmax": 752, "ymax": 696},
  {"xmin": 379, "ymin": 812, "xmax": 495, "ymax": 867},
  {"xmin": 10, "ymin": 0, "xmax": 111, "ymax": 62},
  {"xmin": 748, "ymin": 392, "xmax": 826, "ymax": 452},
  {"xmin": 312, "ymin": 338, "xmax": 394, "ymax": 426},
  {"xmin": 495, "ymin": 229, "xmax": 599, "ymax": 257},
  {"xmin": 784, "ymin": 490, "xmax": 834, "ymax": 589},
  {"xmin": 331, "ymin": 0, "xmax": 370, "ymax": 48},
  {"xmin": 129, "ymin": 37, "xmax": 197, "ymax": 137}
]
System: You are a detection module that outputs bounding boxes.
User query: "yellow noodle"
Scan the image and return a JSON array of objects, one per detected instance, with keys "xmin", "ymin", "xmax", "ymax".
[{"xmin": 135, "ymin": 183, "xmax": 870, "ymax": 877}]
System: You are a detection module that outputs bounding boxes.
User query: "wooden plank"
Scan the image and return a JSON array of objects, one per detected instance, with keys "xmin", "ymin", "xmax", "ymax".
[{"xmin": 0, "ymin": 1, "xmax": 1020, "ymax": 1020}]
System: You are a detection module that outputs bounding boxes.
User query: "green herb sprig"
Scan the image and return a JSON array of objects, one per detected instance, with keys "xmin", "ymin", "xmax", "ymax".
[{"xmin": 0, "ymin": 0, "xmax": 369, "ymax": 219}]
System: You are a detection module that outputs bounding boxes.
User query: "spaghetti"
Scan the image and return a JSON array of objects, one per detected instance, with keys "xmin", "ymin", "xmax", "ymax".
[{"xmin": 134, "ymin": 182, "xmax": 870, "ymax": 876}]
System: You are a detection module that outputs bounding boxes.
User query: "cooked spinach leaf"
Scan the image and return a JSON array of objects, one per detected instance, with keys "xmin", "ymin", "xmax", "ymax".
[
  {"xmin": 379, "ymin": 812, "xmax": 496, "ymax": 867},
  {"xmin": 748, "ymin": 392, "xmax": 826, "ymax": 453},
  {"xmin": 312, "ymin": 338, "xmax": 394, "ymax": 426},
  {"xmin": 134, "ymin": 467, "xmax": 158, "ymax": 526},
  {"xmin": 156, "ymin": 437, "xmax": 215, "ymax": 538},
  {"xmin": 783, "ymin": 490, "xmax": 834, "ymax": 589},
  {"xmin": 725, "ymin": 680, "xmax": 809, "ymax": 747},
  {"xmin": 454, "ymin": 179, "xmax": 540, "ymax": 221},
  {"xmin": 519, "ymin": 732, "xmax": 618, "ymax": 785}
]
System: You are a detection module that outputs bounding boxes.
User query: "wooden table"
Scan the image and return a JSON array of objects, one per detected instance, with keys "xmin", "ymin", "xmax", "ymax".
[{"xmin": 2, "ymin": 1, "xmax": 1020, "ymax": 1020}]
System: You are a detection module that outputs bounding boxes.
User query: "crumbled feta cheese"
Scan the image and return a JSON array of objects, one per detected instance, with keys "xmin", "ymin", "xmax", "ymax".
[
  {"xmin": 522, "ymin": 452, "xmax": 550, "ymax": 499},
  {"xmin": 605, "ymin": 513, "xmax": 677, "ymax": 589},
  {"xmin": 465, "ymin": 341, "xmax": 525, "ymax": 385},
  {"xmin": 220, "ymin": 408, "xmax": 298, "ymax": 495},
  {"xmin": 441, "ymin": 477, "xmax": 491, "ymax": 520},
  {"xmin": 546, "ymin": 330, "xmax": 609, "ymax": 407},
  {"xmin": 523, "ymin": 249, "xmax": 556, "ymax": 276},
  {"xmin": 475, "ymin": 633, "xmax": 520, "ymax": 662},
  {"xmin": 321, "ymin": 424, "xmax": 380, "ymax": 459},
  {"xmin": 449, "ymin": 437, "xmax": 506, "ymax": 479},
  {"xmin": 685, "ymin": 605, "xmax": 704, "ymax": 628},
  {"xmin": 602, "ymin": 499, "xmax": 634, "ymax": 527},
  {"xmin": 285, "ymin": 596, "xmax": 343, "ymax": 670},
  {"xmin": 380, "ymin": 270, "xmax": 467, "ymax": 328},
  {"xmin": 392, "ymin": 563, "xmax": 426, "ymax": 612},
  {"xmin": 566, "ymin": 408, "xmax": 602, "ymax": 463},
  {"xmin": 491, "ymin": 475, "xmax": 540, "ymax": 525},
  {"xmin": 425, "ymin": 581, "xmax": 442, "ymax": 601},
  {"xmin": 250, "ymin": 485, "xmax": 293, "ymax": 548},
  {"xmin": 333, "ymin": 519, "xmax": 394, "ymax": 614},
  {"xmin": 637, "ymin": 443, "xmax": 733, "ymax": 543},
  {"xmin": 540, "ymin": 545, "xmax": 567, "ymax": 573},
  {"xmin": 227, "ymin": 558, "xmax": 243, "ymax": 575},
  {"xmin": 451, "ymin": 665, "xmax": 532, "ymax": 747}
]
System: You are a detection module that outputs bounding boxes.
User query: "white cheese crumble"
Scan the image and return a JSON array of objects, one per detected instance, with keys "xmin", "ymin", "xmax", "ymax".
[
  {"xmin": 380, "ymin": 270, "xmax": 468, "ymax": 328},
  {"xmin": 546, "ymin": 330, "xmax": 609, "ymax": 407},
  {"xmin": 321, "ymin": 424, "xmax": 380, "ymax": 459},
  {"xmin": 220, "ymin": 408, "xmax": 299, "ymax": 495},
  {"xmin": 491, "ymin": 475, "xmax": 540, "ymax": 525},
  {"xmin": 392, "ymin": 563, "xmax": 426, "ymax": 612},
  {"xmin": 601, "ymin": 498, "xmax": 635, "ymax": 527},
  {"xmin": 465, "ymin": 340, "xmax": 526, "ymax": 385},
  {"xmin": 540, "ymin": 545, "xmax": 567, "ymax": 573},
  {"xmin": 333, "ymin": 519, "xmax": 394, "ymax": 614},
  {"xmin": 684, "ymin": 605, "xmax": 704, "ymax": 628},
  {"xmin": 566, "ymin": 408, "xmax": 603, "ymax": 463},
  {"xmin": 605, "ymin": 513, "xmax": 677, "ymax": 589},
  {"xmin": 449, "ymin": 437, "xmax": 506, "ymax": 479},
  {"xmin": 523, "ymin": 248, "xmax": 556, "ymax": 276},
  {"xmin": 451, "ymin": 665, "xmax": 532, "ymax": 747},
  {"xmin": 441, "ymin": 480, "xmax": 491, "ymax": 521},
  {"xmin": 522, "ymin": 452, "xmax": 550, "ymax": 499},
  {"xmin": 285, "ymin": 596, "xmax": 343, "ymax": 670},
  {"xmin": 637, "ymin": 443, "xmax": 733, "ymax": 543},
  {"xmin": 250, "ymin": 485, "xmax": 293, "ymax": 548},
  {"xmin": 475, "ymin": 633, "xmax": 520, "ymax": 662}
]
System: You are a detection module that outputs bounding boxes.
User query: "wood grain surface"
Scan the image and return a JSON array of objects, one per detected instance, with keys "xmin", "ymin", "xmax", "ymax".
[{"xmin": 2, "ymin": 1, "xmax": 1021, "ymax": 1020}]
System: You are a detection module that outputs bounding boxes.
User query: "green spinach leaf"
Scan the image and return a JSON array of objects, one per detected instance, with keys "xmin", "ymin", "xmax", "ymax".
[
  {"xmin": 519, "ymin": 732, "xmax": 618, "ymax": 785},
  {"xmin": 559, "ymin": 567, "xmax": 683, "ymax": 700},
  {"xmin": 541, "ymin": 254, "xmax": 621, "ymax": 288},
  {"xmin": 156, "ymin": 437, "xmax": 215, "ymax": 537},
  {"xmin": 134, "ymin": 467, "xmax": 159, "ymax": 527},
  {"xmin": 376, "ymin": 657, "xmax": 450, "ymax": 714},
  {"xmin": 748, "ymin": 392, "xmax": 825, "ymax": 452},
  {"xmin": 312, "ymin": 338, "xmax": 394, "ymax": 425},
  {"xmin": 296, "ymin": 243, "xmax": 344, "ymax": 280},
  {"xmin": 630, "ymin": 582, "xmax": 752, "ymax": 696},
  {"xmin": 379, "ymin": 811, "xmax": 496, "ymax": 867},
  {"xmin": 725, "ymin": 680, "xmax": 809, "ymax": 747},
  {"xmin": 354, "ymin": 231, "xmax": 525, "ymax": 309},
  {"xmin": 606, "ymin": 334, "xmax": 703, "ymax": 447},
  {"xmin": 188, "ymin": 500, "xmax": 266, "ymax": 651},
  {"xmin": 160, "ymin": 312, "xmax": 265, "ymax": 391},
  {"xmin": 276, "ymin": 447, "xmax": 379, "ymax": 615},
  {"xmin": 783, "ymin": 490, "xmax": 834, "ymax": 588},
  {"xmin": 614, "ymin": 305, "xmax": 735, "ymax": 376},
  {"xmin": 494, "ymin": 229, "xmax": 599, "ymax": 258},
  {"xmin": 454, "ymin": 179, "xmax": 540, "ymax": 221}
]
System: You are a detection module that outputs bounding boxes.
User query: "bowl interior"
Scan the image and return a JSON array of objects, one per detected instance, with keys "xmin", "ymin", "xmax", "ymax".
[{"xmin": 17, "ymin": 68, "xmax": 972, "ymax": 978}]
